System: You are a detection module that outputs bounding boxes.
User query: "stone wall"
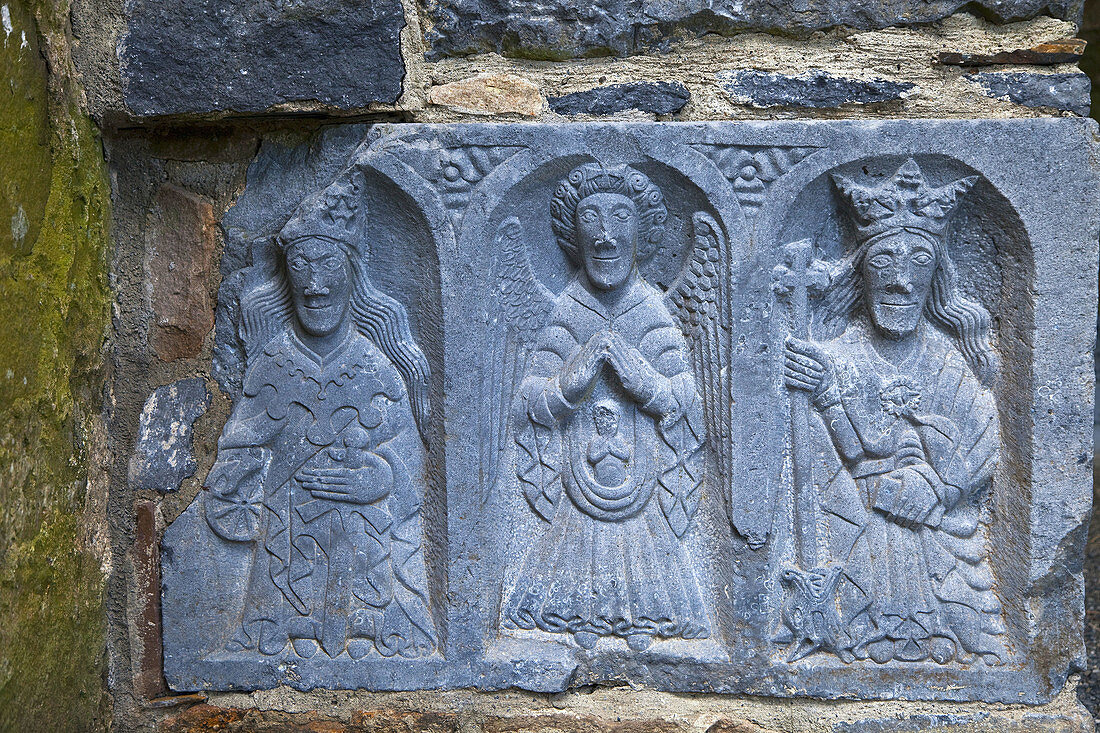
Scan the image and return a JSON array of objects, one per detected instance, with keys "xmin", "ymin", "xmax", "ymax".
[
  {"xmin": 2, "ymin": 0, "xmax": 1098, "ymax": 729},
  {"xmin": 0, "ymin": 0, "xmax": 113, "ymax": 729}
]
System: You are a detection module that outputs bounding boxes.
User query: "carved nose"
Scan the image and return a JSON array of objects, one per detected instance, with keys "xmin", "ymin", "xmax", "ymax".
[{"xmin": 886, "ymin": 270, "xmax": 913, "ymax": 294}]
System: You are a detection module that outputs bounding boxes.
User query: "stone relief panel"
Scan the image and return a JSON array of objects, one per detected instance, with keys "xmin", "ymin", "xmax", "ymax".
[
  {"xmin": 488, "ymin": 163, "xmax": 722, "ymax": 654},
  {"xmin": 774, "ymin": 160, "xmax": 1006, "ymax": 667},
  {"xmin": 160, "ymin": 120, "xmax": 1098, "ymax": 703}
]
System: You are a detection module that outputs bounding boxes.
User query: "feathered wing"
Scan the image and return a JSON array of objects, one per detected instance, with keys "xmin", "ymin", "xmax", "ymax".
[
  {"xmin": 664, "ymin": 211, "xmax": 730, "ymax": 533},
  {"xmin": 481, "ymin": 216, "xmax": 556, "ymax": 513}
]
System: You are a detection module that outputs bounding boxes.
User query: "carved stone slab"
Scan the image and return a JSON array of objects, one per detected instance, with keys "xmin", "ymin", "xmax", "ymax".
[{"xmin": 161, "ymin": 120, "xmax": 1099, "ymax": 703}]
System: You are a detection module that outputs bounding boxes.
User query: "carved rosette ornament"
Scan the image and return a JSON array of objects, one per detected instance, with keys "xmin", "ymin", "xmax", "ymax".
[{"xmin": 779, "ymin": 159, "xmax": 1007, "ymax": 666}]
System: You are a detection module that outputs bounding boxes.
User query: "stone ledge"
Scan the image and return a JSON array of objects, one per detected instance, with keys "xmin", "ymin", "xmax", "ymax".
[{"xmin": 159, "ymin": 680, "xmax": 1095, "ymax": 732}]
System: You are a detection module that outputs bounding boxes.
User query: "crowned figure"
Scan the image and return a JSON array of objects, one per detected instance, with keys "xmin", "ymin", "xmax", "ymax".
[
  {"xmin": 782, "ymin": 159, "xmax": 1008, "ymax": 665},
  {"xmin": 202, "ymin": 173, "xmax": 436, "ymax": 661},
  {"xmin": 498, "ymin": 163, "xmax": 713, "ymax": 652}
]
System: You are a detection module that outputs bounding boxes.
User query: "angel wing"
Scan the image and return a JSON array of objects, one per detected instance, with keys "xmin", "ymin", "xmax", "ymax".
[
  {"xmin": 481, "ymin": 216, "xmax": 557, "ymax": 512},
  {"xmin": 664, "ymin": 212, "xmax": 732, "ymax": 529}
]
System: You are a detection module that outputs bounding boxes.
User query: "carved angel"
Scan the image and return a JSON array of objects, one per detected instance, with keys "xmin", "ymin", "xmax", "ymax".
[{"xmin": 485, "ymin": 163, "xmax": 726, "ymax": 652}]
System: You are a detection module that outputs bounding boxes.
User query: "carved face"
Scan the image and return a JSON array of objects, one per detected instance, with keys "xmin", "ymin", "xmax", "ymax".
[
  {"xmin": 575, "ymin": 193, "xmax": 638, "ymax": 291},
  {"xmin": 862, "ymin": 230, "xmax": 937, "ymax": 339},
  {"xmin": 285, "ymin": 237, "xmax": 352, "ymax": 338}
]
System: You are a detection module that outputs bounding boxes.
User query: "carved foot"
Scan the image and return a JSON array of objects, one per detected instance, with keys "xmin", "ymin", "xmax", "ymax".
[
  {"xmin": 257, "ymin": 621, "xmax": 289, "ymax": 656},
  {"xmin": 347, "ymin": 639, "xmax": 373, "ymax": 660},
  {"xmin": 626, "ymin": 634, "xmax": 652, "ymax": 652},
  {"xmin": 867, "ymin": 639, "xmax": 894, "ymax": 664},
  {"xmin": 291, "ymin": 638, "xmax": 318, "ymax": 659},
  {"xmin": 929, "ymin": 636, "xmax": 956, "ymax": 664},
  {"xmin": 573, "ymin": 631, "xmax": 598, "ymax": 649}
]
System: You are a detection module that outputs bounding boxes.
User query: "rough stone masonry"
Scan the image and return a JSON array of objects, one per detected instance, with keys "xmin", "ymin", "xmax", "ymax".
[{"xmin": 2, "ymin": 0, "xmax": 1099, "ymax": 727}]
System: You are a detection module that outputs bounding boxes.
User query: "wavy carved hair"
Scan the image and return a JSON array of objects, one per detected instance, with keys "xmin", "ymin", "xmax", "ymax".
[
  {"xmin": 550, "ymin": 163, "xmax": 668, "ymax": 265},
  {"xmin": 238, "ymin": 233, "xmax": 432, "ymax": 441},
  {"xmin": 820, "ymin": 228, "xmax": 998, "ymax": 386}
]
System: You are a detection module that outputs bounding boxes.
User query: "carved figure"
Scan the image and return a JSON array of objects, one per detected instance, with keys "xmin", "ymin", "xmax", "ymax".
[
  {"xmin": 780, "ymin": 159, "xmax": 1007, "ymax": 665},
  {"xmin": 490, "ymin": 163, "xmax": 726, "ymax": 651},
  {"xmin": 203, "ymin": 174, "xmax": 436, "ymax": 661}
]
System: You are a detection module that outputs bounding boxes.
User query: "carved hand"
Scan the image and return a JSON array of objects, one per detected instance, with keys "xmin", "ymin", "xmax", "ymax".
[
  {"xmin": 875, "ymin": 467, "xmax": 940, "ymax": 528},
  {"xmin": 299, "ymin": 455, "xmax": 391, "ymax": 504},
  {"xmin": 605, "ymin": 334, "xmax": 671, "ymax": 413},
  {"xmin": 560, "ymin": 331, "xmax": 611, "ymax": 404},
  {"xmin": 784, "ymin": 337, "xmax": 837, "ymax": 408}
]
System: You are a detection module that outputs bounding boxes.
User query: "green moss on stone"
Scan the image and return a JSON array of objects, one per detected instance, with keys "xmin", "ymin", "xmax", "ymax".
[{"xmin": 0, "ymin": 0, "xmax": 111, "ymax": 729}]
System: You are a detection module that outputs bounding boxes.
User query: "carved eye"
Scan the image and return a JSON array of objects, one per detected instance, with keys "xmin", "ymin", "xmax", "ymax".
[
  {"xmin": 868, "ymin": 254, "xmax": 892, "ymax": 269},
  {"xmin": 289, "ymin": 256, "xmax": 307, "ymax": 271},
  {"xmin": 912, "ymin": 252, "xmax": 933, "ymax": 266},
  {"xmin": 614, "ymin": 209, "xmax": 632, "ymax": 221},
  {"xmin": 579, "ymin": 210, "xmax": 598, "ymax": 223}
]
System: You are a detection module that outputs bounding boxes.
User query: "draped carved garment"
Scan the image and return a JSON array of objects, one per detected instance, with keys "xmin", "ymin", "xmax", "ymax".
[
  {"xmin": 204, "ymin": 328, "xmax": 435, "ymax": 659},
  {"xmin": 812, "ymin": 320, "xmax": 1007, "ymax": 664},
  {"xmin": 504, "ymin": 277, "xmax": 710, "ymax": 641}
]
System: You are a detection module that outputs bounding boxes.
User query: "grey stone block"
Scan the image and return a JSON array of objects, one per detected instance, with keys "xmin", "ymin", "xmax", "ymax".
[
  {"xmin": 548, "ymin": 82, "xmax": 690, "ymax": 116},
  {"xmin": 422, "ymin": 0, "xmax": 1084, "ymax": 59},
  {"xmin": 120, "ymin": 0, "xmax": 405, "ymax": 116},
  {"xmin": 717, "ymin": 70, "xmax": 915, "ymax": 108},
  {"xmin": 968, "ymin": 72, "xmax": 1092, "ymax": 116},
  {"xmin": 163, "ymin": 119, "xmax": 1099, "ymax": 706},
  {"xmin": 129, "ymin": 378, "xmax": 211, "ymax": 493}
]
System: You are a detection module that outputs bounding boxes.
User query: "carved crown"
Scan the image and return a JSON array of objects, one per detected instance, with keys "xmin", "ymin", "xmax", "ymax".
[
  {"xmin": 831, "ymin": 159, "xmax": 978, "ymax": 243},
  {"xmin": 278, "ymin": 172, "xmax": 365, "ymax": 248}
]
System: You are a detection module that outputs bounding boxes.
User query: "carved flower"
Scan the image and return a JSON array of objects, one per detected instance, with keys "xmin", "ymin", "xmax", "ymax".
[{"xmin": 880, "ymin": 377, "xmax": 921, "ymax": 418}]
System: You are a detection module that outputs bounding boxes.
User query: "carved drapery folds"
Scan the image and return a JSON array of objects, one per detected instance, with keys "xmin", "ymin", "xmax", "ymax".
[{"xmin": 160, "ymin": 121, "xmax": 1097, "ymax": 704}]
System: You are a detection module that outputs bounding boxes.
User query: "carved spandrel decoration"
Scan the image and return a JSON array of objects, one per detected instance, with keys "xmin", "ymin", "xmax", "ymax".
[
  {"xmin": 488, "ymin": 164, "xmax": 724, "ymax": 651},
  {"xmin": 774, "ymin": 160, "xmax": 1006, "ymax": 666},
  {"xmin": 160, "ymin": 121, "xmax": 1098, "ymax": 702}
]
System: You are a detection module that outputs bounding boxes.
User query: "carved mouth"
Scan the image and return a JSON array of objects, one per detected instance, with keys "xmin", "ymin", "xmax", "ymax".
[{"xmin": 877, "ymin": 302, "xmax": 918, "ymax": 309}]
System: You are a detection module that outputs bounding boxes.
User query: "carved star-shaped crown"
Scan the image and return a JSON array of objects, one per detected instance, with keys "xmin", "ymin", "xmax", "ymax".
[
  {"xmin": 832, "ymin": 159, "xmax": 977, "ymax": 243},
  {"xmin": 278, "ymin": 171, "xmax": 365, "ymax": 247}
]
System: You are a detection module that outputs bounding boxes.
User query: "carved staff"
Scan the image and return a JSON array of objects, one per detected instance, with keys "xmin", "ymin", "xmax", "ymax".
[
  {"xmin": 773, "ymin": 239, "xmax": 841, "ymax": 662},
  {"xmin": 773, "ymin": 240, "xmax": 829, "ymax": 568}
]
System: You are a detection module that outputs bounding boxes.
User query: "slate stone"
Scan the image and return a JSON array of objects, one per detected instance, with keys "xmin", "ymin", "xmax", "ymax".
[
  {"xmin": 548, "ymin": 82, "xmax": 690, "ymax": 116},
  {"xmin": 968, "ymin": 72, "xmax": 1092, "ymax": 116},
  {"xmin": 129, "ymin": 378, "xmax": 211, "ymax": 493},
  {"xmin": 717, "ymin": 70, "xmax": 914, "ymax": 108},
  {"xmin": 937, "ymin": 38, "xmax": 1086, "ymax": 66},
  {"xmin": 163, "ymin": 119, "xmax": 1098, "ymax": 706},
  {"xmin": 422, "ymin": 0, "xmax": 1084, "ymax": 59},
  {"xmin": 120, "ymin": 0, "xmax": 405, "ymax": 116}
]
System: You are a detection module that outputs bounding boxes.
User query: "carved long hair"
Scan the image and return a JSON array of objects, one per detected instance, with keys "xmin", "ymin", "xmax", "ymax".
[
  {"xmin": 550, "ymin": 162, "xmax": 668, "ymax": 264},
  {"xmin": 820, "ymin": 228, "xmax": 997, "ymax": 386},
  {"xmin": 238, "ymin": 192, "xmax": 432, "ymax": 440}
]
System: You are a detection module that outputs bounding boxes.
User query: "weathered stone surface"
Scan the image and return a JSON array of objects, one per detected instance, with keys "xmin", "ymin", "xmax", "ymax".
[
  {"xmin": 128, "ymin": 378, "xmax": 211, "ymax": 493},
  {"xmin": 937, "ymin": 37, "xmax": 1086, "ymax": 66},
  {"xmin": 147, "ymin": 184, "xmax": 216, "ymax": 361},
  {"xmin": 548, "ymin": 82, "xmax": 690, "ymax": 116},
  {"xmin": 163, "ymin": 120, "xmax": 1098, "ymax": 706},
  {"xmin": 421, "ymin": 0, "xmax": 1084, "ymax": 59},
  {"xmin": 120, "ymin": 0, "xmax": 405, "ymax": 116},
  {"xmin": 428, "ymin": 74, "xmax": 543, "ymax": 116},
  {"xmin": 968, "ymin": 71, "xmax": 1092, "ymax": 115},
  {"xmin": 717, "ymin": 70, "xmax": 914, "ymax": 108}
]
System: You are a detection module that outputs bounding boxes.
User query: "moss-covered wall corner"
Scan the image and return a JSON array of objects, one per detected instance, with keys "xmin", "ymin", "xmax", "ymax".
[{"xmin": 0, "ymin": 0, "xmax": 113, "ymax": 728}]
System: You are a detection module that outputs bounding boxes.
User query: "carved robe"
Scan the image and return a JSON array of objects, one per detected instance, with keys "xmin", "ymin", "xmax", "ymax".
[
  {"xmin": 813, "ymin": 319, "xmax": 1006, "ymax": 663},
  {"xmin": 205, "ymin": 328, "xmax": 435, "ymax": 659},
  {"xmin": 504, "ymin": 276, "xmax": 710, "ymax": 641}
]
